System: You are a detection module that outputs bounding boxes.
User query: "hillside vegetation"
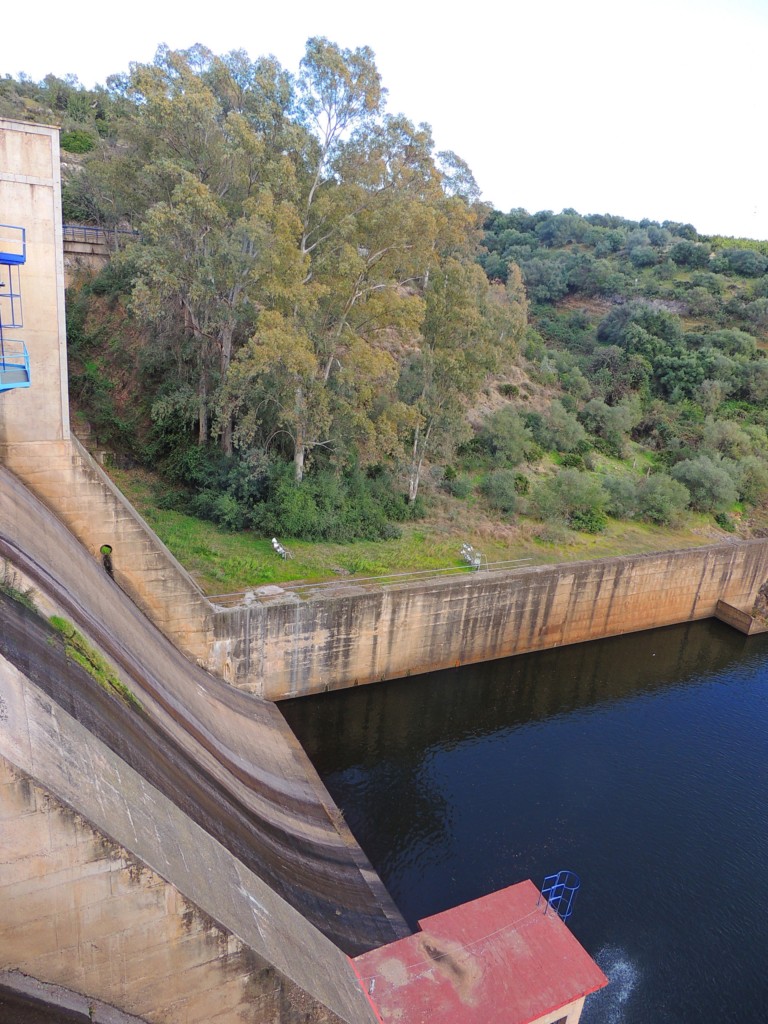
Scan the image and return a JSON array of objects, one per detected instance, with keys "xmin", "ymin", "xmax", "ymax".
[{"xmin": 4, "ymin": 45, "xmax": 768, "ymax": 587}]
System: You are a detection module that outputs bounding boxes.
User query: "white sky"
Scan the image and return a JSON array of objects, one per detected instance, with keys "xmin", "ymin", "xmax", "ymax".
[{"xmin": 4, "ymin": 0, "xmax": 767, "ymax": 239}]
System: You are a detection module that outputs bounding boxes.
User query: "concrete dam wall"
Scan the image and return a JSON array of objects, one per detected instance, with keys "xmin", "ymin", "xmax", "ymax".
[
  {"xmin": 217, "ymin": 539, "xmax": 768, "ymax": 699},
  {"xmin": 0, "ymin": 660, "xmax": 369, "ymax": 1024},
  {"xmin": 0, "ymin": 464, "xmax": 407, "ymax": 1022}
]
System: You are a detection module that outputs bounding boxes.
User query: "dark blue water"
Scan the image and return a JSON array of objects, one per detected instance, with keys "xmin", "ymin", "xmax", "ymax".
[{"xmin": 282, "ymin": 620, "xmax": 768, "ymax": 1023}]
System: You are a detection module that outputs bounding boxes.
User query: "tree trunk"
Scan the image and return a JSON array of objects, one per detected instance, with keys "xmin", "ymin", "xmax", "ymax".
[
  {"xmin": 407, "ymin": 420, "xmax": 432, "ymax": 504},
  {"xmin": 198, "ymin": 384, "xmax": 208, "ymax": 445},
  {"xmin": 293, "ymin": 386, "xmax": 306, "ymax": 483},
  {"xmin": 294, "ymin": 438, "xmax": 306, "ymax": 483},
  {"xmin": 221, "ymin": 415, "xmax": 233, "ymax": 456},
  {"xmin": 220, "ymin": 322, "xmax": 235, "ymax": 376},
  {"xmin": 219, "ymin": 321, "xmax": 236, "ymax": 454},
  {"xmin": 408, "ymin": 426, "xmax": 422, "ymax": 504},
  {"xmin": 408, "ymin": 468, "xmax": 420, "ymax": 504}
]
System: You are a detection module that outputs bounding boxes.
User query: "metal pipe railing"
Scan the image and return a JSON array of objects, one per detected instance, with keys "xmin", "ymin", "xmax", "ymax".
[{"xmin": 207, "ymin": 558, "xmax": 533, "ymax": 605}]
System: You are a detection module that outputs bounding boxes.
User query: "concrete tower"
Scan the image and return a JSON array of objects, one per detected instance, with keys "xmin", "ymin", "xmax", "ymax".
[{"xmin": 0, "ymin": 119, "xmax": 69, "ymax": 450}]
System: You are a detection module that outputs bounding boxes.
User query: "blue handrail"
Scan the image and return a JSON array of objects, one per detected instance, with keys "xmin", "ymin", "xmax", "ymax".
[
  {"xmin": 0, "ymin": 336, "xmax": 31, "ymax": 392},
  {"xmin": 538, "ymin": 870, "xmax": 581, "ymax": 922},
  {"xmin": 0, "ymin": 225, "xmax": 26, "ymax": 265},
  {"xmin": 0, "ymin": 223, "xmax": 30, "ymax": 391}
]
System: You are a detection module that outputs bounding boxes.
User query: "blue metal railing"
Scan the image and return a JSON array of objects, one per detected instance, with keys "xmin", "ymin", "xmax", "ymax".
[
  {"xmin": 538, "ymin": 870, "xmax": 581, "ymax": 923},
  {"xmin": 0, "ymin": 336, "xmax": 31, "ymax": 392},
  {"xmin": 0, "ymin": 262, "xmax": 23, "ymax": 328},
  {"xmin": 0, "ymin": 224, "xmax": 30, "ymax": 391},
  {"xmin": 0, "ymin": 225, "xmax": 26, "ymax": 265}
]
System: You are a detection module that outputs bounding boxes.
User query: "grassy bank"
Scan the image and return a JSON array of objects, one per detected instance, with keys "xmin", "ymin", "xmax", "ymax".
[{"xmin": 109, "ymin": 466, "xmax": 728, "ymax": 596}]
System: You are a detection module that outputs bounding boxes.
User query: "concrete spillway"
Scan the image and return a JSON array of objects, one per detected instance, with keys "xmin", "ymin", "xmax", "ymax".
[{"xmin": 0, "ymin": 465, "xmax": 407, "ymax": 957}]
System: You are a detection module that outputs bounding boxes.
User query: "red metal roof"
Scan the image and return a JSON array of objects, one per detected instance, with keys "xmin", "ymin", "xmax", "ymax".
[{"xmin": 353, "ymin": 880, "xmax": 608, "ymax": 1024}]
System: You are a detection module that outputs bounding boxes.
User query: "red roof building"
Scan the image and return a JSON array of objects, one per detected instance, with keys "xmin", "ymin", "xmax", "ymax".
[{"xmin": 353, "ymin": 880, "xmax": 608, "ymax": 1024}]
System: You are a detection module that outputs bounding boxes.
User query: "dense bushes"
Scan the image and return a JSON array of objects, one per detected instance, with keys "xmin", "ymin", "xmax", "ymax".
[
  {"xmin": 670, "ymin": 455, "xmax": 738, "ymax": 512},
  {"xmin": 531, "ymin": 469, "xmax": 608, "ymax": 533},
  {"xmin": 604, "ymin": 473, "xmax": 690, "ymax": 525},
  {"xmin": 483, "ymin": 470, "xmax": 518, "ymax": 514},
  {"xmin": 250, "ymin": 465, "xmax": 415, "ymax": 541},
  {"xmin": 60, "ymin": 129, "xmax": 96, "ymax": 153},
  {"xmin": 155, "ymin": 443, "xmax": 419, "ymax": 541}
]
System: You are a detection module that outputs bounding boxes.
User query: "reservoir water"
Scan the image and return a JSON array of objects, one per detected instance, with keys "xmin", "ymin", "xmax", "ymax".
[{"xmin": 282, "ymin": 619, "xmax": 768, "ymax": 1023}]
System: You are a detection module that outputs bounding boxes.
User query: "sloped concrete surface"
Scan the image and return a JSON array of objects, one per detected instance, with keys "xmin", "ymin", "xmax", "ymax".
[
  {"xmin": 0, "ymin": 465, "xmax": 407, "ymax": 957},
  {"xmin": 0, "ymin": 660, "xmax": 371, "ymax": 1023}
]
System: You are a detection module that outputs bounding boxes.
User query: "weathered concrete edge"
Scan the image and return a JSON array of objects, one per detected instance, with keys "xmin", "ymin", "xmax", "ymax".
[
  {"xmin": 0, "ymin": 971, "xmax": 148, "ymax": 1024},
  {"xmin": 0, "ymin": 653, "xmax": 378, "ymax": 1024},
  {"xmin": 715, "ymin": 599, "xmax": 768, "ymax": 635},
  {"xmin": 0, "ymin": 465, "xmax": 409, "ymax": 953}
]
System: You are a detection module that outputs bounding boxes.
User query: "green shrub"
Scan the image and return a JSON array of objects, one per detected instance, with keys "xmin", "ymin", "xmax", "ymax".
[
  {"xmin": 191, "ymin": 491, "xmax": 246, "ymax": 531},
  {"xmin": 524, "ymin": 441, "xmax": 545, "ymax": 463},
  {"xmin": 514, "ymin": 472, "xmax": 530, "ymax": 495},
  {"xmin": 604, "ymin": 475, "xmax": 639, "ymax": 519},
  {"xmin": 87, "ymin": 258, "xmax": 138, "ymax": 299},
  {"xmin": 526, "ymin": 401, "xmax": 587, "ymax": 453},
  {"xmin": 714, "ymin": 511, "xmax": 736, "ymax": 532},
  {"xmin": 636, "ymin": 474, "xmax": 690, "ymax": 525},
  {"xmin": 60, "ymin": 129, "xmax": 96, "ymax": 153},
  {"xmin": 483, "ymin": 407, "xmax": 531, "ymax": 466},
  {"xmin": 531, "ymin": 469, "xmax": 608, "ymax": 533},
  {"xmin": 736, "ymin": 456, "xmax": 768, "ymax": 506},
  {"xmin": 570, "ymin": 506, "xmax": 608, "ymax": 533},
  {"xmin": 483, "ymin": 470, "xmax": 518, "ymax": 514},
  {"xmin": 670, "ymin": 455, "xmax": 738, "ymax": 512},
  {"xmin": 247, "ymin": 464, "xmax": 413, "ymax": 542},
  {"xmin": 579, "ymin": 397, "xmax": 639, "ymax": 458},
  {"xmin": 444, "ymin": 475, "xmax": 472, "ymax": 499}
]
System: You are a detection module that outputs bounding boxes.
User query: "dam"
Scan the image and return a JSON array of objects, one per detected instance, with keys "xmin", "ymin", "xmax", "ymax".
[{"xmin": 1, "ymin": 116, "xmax": 766, "ymax": 1022}]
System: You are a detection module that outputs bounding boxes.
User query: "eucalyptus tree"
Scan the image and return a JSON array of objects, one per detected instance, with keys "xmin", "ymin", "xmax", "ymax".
[
  {"xmin": 120, "ymin": 45, "xmax": 305, "ymax": 449},
  {"xmin": 100, "ymin": 39, "xmax": 505, "ymax": 490},
  {"xmin": 401, "ymin": 259, "xmax": 527, "ymax": 503},
  {"xmin": 228, "ymin": 39, "xmax": 494, "ymax": 483}
]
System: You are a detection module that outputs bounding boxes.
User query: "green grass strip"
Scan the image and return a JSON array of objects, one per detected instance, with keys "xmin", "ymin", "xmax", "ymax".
[{"xmin": 49, "ymin": 616, "xmax": 143, "ymax": 712}]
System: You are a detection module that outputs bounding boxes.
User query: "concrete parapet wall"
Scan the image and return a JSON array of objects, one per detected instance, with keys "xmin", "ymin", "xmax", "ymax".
[
  {"xmin": 213, "ymin": 540, "xmax": 768, "ymax": 700},
  {"xmin": 1, "ymin": 438, "xmax": 215, "ymax": 665},
  {"xmin": 0, "ymin": 655, "xmax": 377, "ymax": 1024}
]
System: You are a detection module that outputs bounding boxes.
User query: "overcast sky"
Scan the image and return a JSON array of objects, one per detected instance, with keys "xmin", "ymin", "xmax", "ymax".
[{"xmin": 4, "ymin": 0, "xmax": 767, "ymax": 239}]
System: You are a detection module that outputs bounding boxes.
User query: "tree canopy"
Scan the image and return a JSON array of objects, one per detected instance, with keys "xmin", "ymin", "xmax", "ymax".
[{"xmin": 12, "ymin": 40, "xmax": 768, "ymax": 546}]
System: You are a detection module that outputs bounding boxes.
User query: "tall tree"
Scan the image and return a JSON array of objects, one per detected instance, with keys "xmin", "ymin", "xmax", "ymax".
[
  {"xmin": 122, "ymin": 45, "xmax": 305, "ymax": 449},
  {"xmin": 402, "ymin": 259, "xmax": 527, "ymax": 503}
]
